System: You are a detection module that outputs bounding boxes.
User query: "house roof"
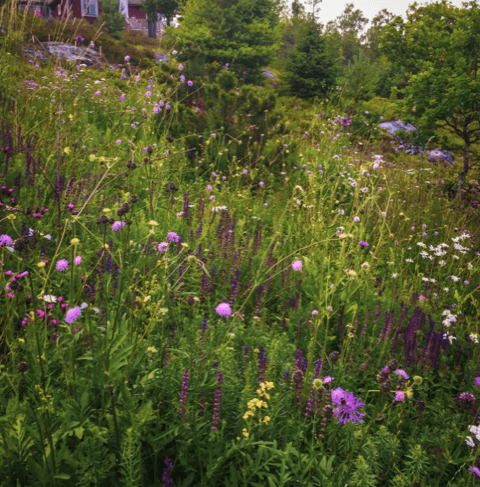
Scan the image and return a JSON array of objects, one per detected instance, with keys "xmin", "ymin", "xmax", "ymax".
[{"xmin": 128, "ymin": 0, "xmax": 142, "ymax": 5}]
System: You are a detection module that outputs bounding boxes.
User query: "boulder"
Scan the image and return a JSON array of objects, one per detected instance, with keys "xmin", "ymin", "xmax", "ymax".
[
  {"xmin": 23, "ymin": 42, "xmax": 105, "ymax": 67},
  {"xmin": 378, "ymin": 119, "xmax": 417, "ymax": 137},
  {"xmin": 379, "ymin": 119, "xmax": 454, "ymax": 165}
]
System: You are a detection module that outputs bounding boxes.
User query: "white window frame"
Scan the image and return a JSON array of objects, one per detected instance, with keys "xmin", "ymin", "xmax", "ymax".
[{"xmin": 82, "ymin": 0, "xmax": 98, "ymax": 16}]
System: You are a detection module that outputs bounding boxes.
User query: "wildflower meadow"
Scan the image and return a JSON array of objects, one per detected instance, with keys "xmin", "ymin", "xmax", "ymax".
[{"xmin": 1, "ymin": 0, "xmax": 480, "ymax": 486}]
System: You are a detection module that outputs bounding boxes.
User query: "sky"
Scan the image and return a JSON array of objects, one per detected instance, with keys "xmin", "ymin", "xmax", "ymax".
[{"xmin": 301, "ymin": 0, "xmax": 468, "ymax": 25}]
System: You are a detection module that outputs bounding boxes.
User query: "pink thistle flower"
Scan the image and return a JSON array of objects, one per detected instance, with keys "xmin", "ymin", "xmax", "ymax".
[
  {"xmin": 65, "ymin": 306, "xmax": 81, "ymax": 324},
  {"xmin": 158, "ymin": 242, "xmax": 169, "ymax": 252},
  {"xmin": 215, "ymin": 302, "xmax": 232, "ymax": 317},
  {"xmin": 74, "ymin": 256, "xmax": 82, "ymax": 265},
  {"xmin": 292, "ymin": 260, "xmax": 303, "ymax": 271},
  {"xmin": 112, "ymin": 221, "xmax": 125, "ymax": 232},
  {"xmin": 394, "ymin": 391, "xmax": 406, "ymax": 402},
  {"xmin": 56, "ymin": 259, "xmax": 69, "ymax": 272}
]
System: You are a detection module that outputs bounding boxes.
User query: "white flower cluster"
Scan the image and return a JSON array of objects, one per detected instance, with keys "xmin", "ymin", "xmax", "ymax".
[
  {"xmin": 466, "ymin": 425, "xmax": 480, "ymax": 447},
  {"xmin": 470, "ymin": 333, "xmax": 479, "ymax": 344},
  {"xmin": 442, "ymin": 309, "xmax": 458, "ymax": 327},
  {"xmin": 443, "ymin": 332, "xmax": 456, "ymax": 344}
]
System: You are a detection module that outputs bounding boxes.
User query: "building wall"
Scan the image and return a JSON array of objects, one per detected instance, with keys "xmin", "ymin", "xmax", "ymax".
[{"xmin": 127, "ymin": 5, "xmax": 145, "ymax": 19}]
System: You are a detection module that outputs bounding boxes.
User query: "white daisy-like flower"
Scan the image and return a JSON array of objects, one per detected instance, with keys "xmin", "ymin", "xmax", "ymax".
[{"xmin": 43, "ymin": 295, "xmax": 57, "ymax": 303}]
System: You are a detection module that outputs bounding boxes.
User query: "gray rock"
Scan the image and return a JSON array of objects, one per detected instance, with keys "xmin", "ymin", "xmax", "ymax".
[
  {"xmin": 24, "ymin": 42, "xmax": 103, "ymax": 66},
  {"xmin": 426, "ymin": 148, "xmax": 454, "ymax": 165},
  {"xmin": 380, "ymin": 120, "xmax": 454, "ymax": 165},
  {"xmin": 378, "ymin": 119, "xmax": 417, "ymax": 137},
  {"xmin": 263, "ymin": 70, "xmax": 276, "ymax": 79}
]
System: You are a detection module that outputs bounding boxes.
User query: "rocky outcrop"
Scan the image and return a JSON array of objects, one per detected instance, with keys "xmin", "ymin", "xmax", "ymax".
[
  {"xmin": 23, "ymin": 42, "xmax": 106, "ymax": 68},
  {"xmin": 378, "ymin": 119, "xmax": 454, "ymax": 165}
]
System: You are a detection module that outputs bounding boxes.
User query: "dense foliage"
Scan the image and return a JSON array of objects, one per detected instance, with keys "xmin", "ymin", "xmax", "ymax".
[{"xmin": 0, "ymin": 0, "xmax": 480, "ymax": 486}]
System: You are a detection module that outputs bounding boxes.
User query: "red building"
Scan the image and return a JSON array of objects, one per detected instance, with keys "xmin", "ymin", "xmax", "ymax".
[{"xmin": 19, "ymin": 0, "xmax": 165, "ymax": 36}]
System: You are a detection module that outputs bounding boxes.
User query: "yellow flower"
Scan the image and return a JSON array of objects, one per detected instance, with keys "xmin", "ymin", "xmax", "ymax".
[
  {"xmin": 148, "ymin": 220, "xmax": 158, "ymax": 226},
  {"xmin": 70, "ymin": 238, "xmax": 80, "ymax": 246},
  {"xmin": 68, "ymin": 114, "xmax": 74, "ymax": 121},
  {"xmin": 89, "ymin": 154, "xmax": 96, "ymax": 162},
  {"xmin": 6, "ymin": 214, "xmax": 16, "ymax": 220},
  {"xmin": 63, "ymin": 147, "xmax": 71, "ymax": 155},
  {"xmin": 37, "ymin": 261, "xmax": 46, "ymax": 268},
  {"xmin": 242, "ymin": 428, "xmax": 249, "ymax": 438},
  {"xmin": 313, "ymin": 378, "xmax": 323, "ymax": 389},
  {"xmin": 263, "ymin": 416, "xmax": 271, "ymax": 424},
  {"xmin": 143, "ymin": 295, "xmax": 151, "ymax": 303}
]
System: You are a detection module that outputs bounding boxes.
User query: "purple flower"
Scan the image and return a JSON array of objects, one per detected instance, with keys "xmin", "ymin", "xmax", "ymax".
[
  {"xmin": 259, "ymin": 181, "xmax": 264, "ymax": 187},
  {"xmin": 178, "ymin": 370, "xmax": 189, "ymax": 419},
  {"xmin": 331, "ymin": 387, "xmax": 366, "ymax": 424},
  {"xmin": 124, "ymin": 55, "xmax": 130, "ymax": 62},
  {"xmin": 180, "ymin": 75, "xmax": 185, "ymax": 83},
  {"xmin": 411, "ymin": 226, "xmax": 415, "ymax": 231},
  {"xmin": 242, "ymin": 169, "xmax": 249, "ymax": 175},
  {"xmin": 394, "ymin": 391, "xmax": 406, "ymax": 402},
  {"xmin": 158, "ymin": 242, "xmax": 169, "ymax": 252},
  {"xmin": 65, "ymin": 306, "xmax": 81, "ymax": 324},
  {"xmin": 422, "ymin": 232, "xmax": 427, "ymax": 237},
  {"xmin": 94, "ymin": 91, "xmax": 101, "ymax": 96},
  {"xmin": 210, "ymin": 370, "xmax": 223, "ymax": 431},
  {"xmin": 312, "ymin": 310, "xmax": 318, "ymax": 316},
  {"xmin": 112, "ymin": 221, "xmax": 125, "ymax": 232},
  {"xmin": 162, "ymin": 456, "xmax": 173, "ymax": 486},
  {"xmin": 470, "ymin": 467, "xmax": 480, "ymax": 478},
  {"xmin": 178, "ymin": 63, "xmax": 184, "ymax": 71},
  {"xmin": 74, "ymin": 256, "xmax": 82, "ymax": 266},
  {"xmin": 0, "ymin": 234, "xmax": 13, "ymax": 246},
  {"xmin": 165, "ymin": 104, "xmax": 171, "ymax": 110},
  {"xmin": 292, "ymin": 260, "xmax": 303, "ymax": 271},
  {"xmin": 116, "ymin": 139, "xmax": 122, "ymax": 145},
  {"xmin": 145, "ymin": 91, "xmax": 152, "ymax": 98},
  {"xmin": 187, "ymin": 80, "xmax": 194, "ymax": 87},
  {"xmin": 120, "ymin": 94, "xmax": 125, "ymax": 101},
  {"xmin": 215, "ymin": 302, "xmax": 232, "ymax": 317},
  {"xmin": 56, "ymin": 259, "xmax": 69, "ymax": 272},
  {"xmin": 474, "ymin": 377, "xmax": 480, "ymax": 387},
  {"xmin": 358, "ymin": 241, "xmax": 369, "ymax": 247},
  {"xmin": 395, "ymin": 369, "xmax": 409, "ymax": 380},
  {"xmin": 167, "ymin": 232, "xmax": 179, "ymax": 242}
]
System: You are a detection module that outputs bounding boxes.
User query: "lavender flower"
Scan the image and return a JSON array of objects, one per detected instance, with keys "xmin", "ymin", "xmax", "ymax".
[
  {"xmin": 158, "ymin": 242, "xmax": 169, "ymax": 252},
  {"xmin": 0, "ymin": 235, "xmax": 13, "ymax": 246},
  {"xmin": 65, "ymin": 306, "xmax": 81, "ymax": 324},
  {"xmin": 112, "ymin": 221, "xmax": 125, "ymax": 232},
  {"xmin": 394, "ymin": 391, "xmax": 406, "ymax": 402},
  {"xmin": 56, "ymin": 259, "xmax": 69, "ymax": 272},
  {"xmin": 331, "ymin": 388, "xmax": 365, "ymax": 424},
  {"xmin": 167, "ymin": 232, "xmax": 180, "ymax": 242},
  {"xmin": 74, "ymin": 256, "xmax": 82, "ymax": 265},
  {"xmin": 475, "ymin": 377, "xmax": 480, "ymax": 387},
  {"xmin": 292, "ymin": 260, "xmax": 303, "ymax": 271},
  {"xmin": 215, "ymin": 302, "xmax": 232, "ymax": 317}
]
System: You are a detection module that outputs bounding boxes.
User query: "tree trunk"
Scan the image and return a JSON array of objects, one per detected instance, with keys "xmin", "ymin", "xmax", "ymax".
[
  {"xmin": 147, "ymin": 21, "xmax": 157, "ymax": 39},
  {"xmin": 456, "ymin": 141, "xmax": 470, "ymax": 200}
]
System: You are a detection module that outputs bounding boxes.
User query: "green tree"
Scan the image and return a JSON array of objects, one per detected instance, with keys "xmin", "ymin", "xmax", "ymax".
[
  {"xmin": 325, "ymin": 3, "xmax": 368, "ymax": 65},
  {"xmin": 381, "ymin": 0, "xmax": 480, "ymax": 197},
  {"xmin": 362, "ymin": 9, "xmax": 394, "ymax": 61},
  {"xmin": 284, "ymin": 22, "xmax": 338, "ymax": 99},
  {"xmin": 98, "ymin": 0, "xmax": 125, "ymax": 39},
  {"xmin": 140, "ymin": 0, "xmax": 160, "ymax": 38},
  {"xmin": 175, "ymin": 0, "xmax": 281, "ymax": 81}
]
